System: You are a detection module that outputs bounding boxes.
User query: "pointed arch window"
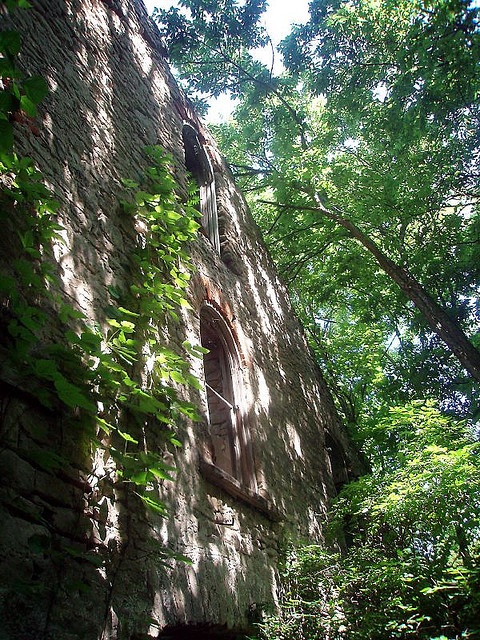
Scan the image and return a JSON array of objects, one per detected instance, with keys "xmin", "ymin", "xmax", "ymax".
[
  {"xmin": 182, "ymin": 124, "xmax": 220, "ymax": 253},
  {"xmin": 200, "ymin": 303, "xmax": 256, "ymax": 491}
]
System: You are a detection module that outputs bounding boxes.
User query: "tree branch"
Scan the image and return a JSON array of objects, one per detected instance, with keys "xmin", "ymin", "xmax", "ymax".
[{"xmin": 259, "ymin": 198, "xmax": 480, "ymax": 382}]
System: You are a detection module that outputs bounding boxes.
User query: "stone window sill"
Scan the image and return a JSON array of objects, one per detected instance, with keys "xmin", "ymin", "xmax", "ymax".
[{"xmin": 199, "ymin": 459, "xmax": 284, "ymax": 522}]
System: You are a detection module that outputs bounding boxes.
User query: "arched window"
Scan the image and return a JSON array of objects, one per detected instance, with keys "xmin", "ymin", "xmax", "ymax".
[
  {"xmin": 200, "ymin": 303, "xmax": 256, "ymax": 490},
  {"xmin": 182, "ymin": 124, "xmax": 220, "ymax": 253},
  {"xmin": 325, "ymin": 432, "xmax": 350, "ymax": 495}
]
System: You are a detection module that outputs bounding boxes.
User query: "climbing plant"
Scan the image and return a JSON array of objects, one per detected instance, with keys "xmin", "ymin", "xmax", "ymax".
[
  {"xmin": 1, "ymin": 145, "xmax": 203, "ymax": 514},
  {"xmin": 0, "ymin": 0, "xmax": 48, "ymax": 154},
  {"xmin": 0, "ymin": 0, "xmax": 203, "ymax": 535}
]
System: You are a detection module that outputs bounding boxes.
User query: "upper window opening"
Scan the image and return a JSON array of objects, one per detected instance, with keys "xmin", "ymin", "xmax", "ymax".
[
  {"xmin": 325, "ymin": 432, "xmax": 350, "ymax": 495},
  {"xmin": 182, "ymin": 124, "xmax": 220, "ymax": 253},
  {"xmin": 200, "ymin": 304, "xmax": 256, "ymax": 490}
]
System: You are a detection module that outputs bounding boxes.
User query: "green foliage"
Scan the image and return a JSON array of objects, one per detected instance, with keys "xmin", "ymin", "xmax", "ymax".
[
  {"xmin": 0, "ymin": 1, "xmax": 32, "ymax": 10},
  {"xmin": 210, "ymin": 0, "xmax": 480, "ymax": 417},
  {"xmin": 1, "ymin": 144, "xmax": 202, "ymax": 515},
  {"xmin": 0, "ymin": 2, "xmax": 47, "ymax": 153},
  {"xmin": 282, "ymin": 0, "xmax": 479, "ymax": 132},
  {"xmin": 153, "ymin": 0, "xmax": 287, "ymax": 112},
  {"xmin": 257, "ymin": 403, "xmax": 480, "ymax": 640}
]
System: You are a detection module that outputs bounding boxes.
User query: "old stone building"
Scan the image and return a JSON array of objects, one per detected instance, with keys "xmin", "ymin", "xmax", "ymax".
[{"xmin": 0, "ymin": 1, "xmax": 359, "ymax": 638}]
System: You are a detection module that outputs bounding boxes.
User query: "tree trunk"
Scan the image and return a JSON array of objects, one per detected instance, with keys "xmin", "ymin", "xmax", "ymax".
[
  {"xmin": 319, "ymin": 202, "xmax": 480, "ymax": 383},
  {"xmin": 261, "ymin": 198, "xmax": 480, "ymax": 383}
]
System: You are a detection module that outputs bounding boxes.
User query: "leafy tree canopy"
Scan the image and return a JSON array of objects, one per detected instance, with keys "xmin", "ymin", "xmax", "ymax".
[
  {"xmin": 153, "ymin": 0, "xmax": 270, "ymax": 111},
  {"xmin": 259, "ymin": 403, "xmax": 480, "ymax": 639},
  {"xmin": 157, "ymin": 0, "xmax": 480, "ymax": 416}
]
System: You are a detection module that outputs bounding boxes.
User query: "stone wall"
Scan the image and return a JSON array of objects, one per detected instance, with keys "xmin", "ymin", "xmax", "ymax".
[{"xmin": 0, "ymin": 1, "xmax": 359, "ymax": 638}]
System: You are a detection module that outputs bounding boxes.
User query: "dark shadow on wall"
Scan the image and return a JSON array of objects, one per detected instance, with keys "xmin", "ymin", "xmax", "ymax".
[
  {"xmin": 0, "ymin": 385, "xmax": 102, "ymax": 639},
  {"xmin": 157, "ymin": 625, "xmax": 250, "ymax": 640},
  {"xmin": 0, "ymin": 174, "xmax": 111, "ymax": 637}
]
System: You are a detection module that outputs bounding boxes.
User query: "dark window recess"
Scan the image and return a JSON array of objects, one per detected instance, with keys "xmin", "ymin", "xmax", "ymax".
[
  {"xmin": 157, "ymin": 624, "xmax": 249, "ymax": 639},
  {"xmin": 200, "ymin": 304, "xmax": 256, "ymax": 490},
  {"xmin": 182, "ymin": 124, "xmax": 220, "ymax": 253},
  {"xmin": 325, "ymin": 432, "xmax": 350, "ymax": 495}
]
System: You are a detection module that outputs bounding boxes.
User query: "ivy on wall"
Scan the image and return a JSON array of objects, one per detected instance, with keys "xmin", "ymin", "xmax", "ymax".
[
  {"xmin": 0, "ymin": 0, "xmax": 203, "ymax": 536},
  {"xmin": 0, "ymin": 0, "xmax": 48, "ymax": 152}
]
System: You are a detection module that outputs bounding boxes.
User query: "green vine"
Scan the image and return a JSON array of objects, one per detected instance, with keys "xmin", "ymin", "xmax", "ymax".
[
  {"xmin": 0, "ymin": 1, "xmax": 204, "ymax": 538},
  {"xmin": 1, "ymin": 147, "xmax": 203, "ymax": 512},
  {"xmin": 0, "ymin": 0, "xmax": 48, "ymax": 154}
]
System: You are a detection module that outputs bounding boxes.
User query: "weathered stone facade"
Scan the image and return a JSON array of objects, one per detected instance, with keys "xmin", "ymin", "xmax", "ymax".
[{"xmin": 0, "ymin": 1, "xmax": 359, "ymax": 638}]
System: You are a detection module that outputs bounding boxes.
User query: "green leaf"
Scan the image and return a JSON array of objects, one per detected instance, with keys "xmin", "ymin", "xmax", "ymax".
[
  {"xmin": 22, "ymin": 75, "xmax": 48, "ymax": 105},
  {"xmin": 135, "ymin": 492, "xmax": 168, "ymax": 516},
  {"xmin": 117, "ymin": 306, "xmax": 140, "ymax": 317},
  {"xmin": 5, "ymin": 0, "xmax": 33, "ymax": 9},
  {"xmin": 121, "ymin": 177, "xmax": 139, "ymax": 189},
  {"xmin": 165, "ymin": 209, "xmax": 182, "ymax": 221},
  {"xmin": 0, "ymin": 120, "xmax": 13, "ymax": 153},
  {"xmin": 19, "ymin": 94, "xmax": 36, "ymax": 117},
  {"xmin": 148, "ymin": 465, "xmax": 176, "ymax": 481},
  {"xmin": 96, "ymin": 417, "xmax": 113, "ymax": 435},
  {"xmin": 107, "ymin": 318, "xmax": 122, "ymax": 329},
  {"xmin": 78, "ymin": 330, "xmax": 103, "ymax": 351},
  {"xmin": 0, "ymin": 58, "xmax": 18, "ymax": 78},
  {"xmin": 33, "ymin": 358, "xmax": 59, "ymax": 380},
  {"xmin": 0, "ymin": 91, "xmax": 15, "ymax": 115},
  {"xmin": 0, "ymin": 30, "xmax": 21, "ymax": 56},
  {"xmin": 119, "ymin": 320, "xmax": 135, "ymax": 333},
  {"xmin": 176, "ymin": 401, "xmax": 200, "ymax": 419},
  {"xmin": 117, "ymin": 430, "xmax": 139, "ymax": 444},
  {"xmin": 129, "ymin": 470, "xmax": 148, "ymax": 485},
  {"xmin": 169, "ymin": 370, "xmax": 186, "ymax": 384},
  {"xmin": 54, "ymin": 376, "xmax": 96, "ymax": 412},
  {"xmin": 58, "ymin": 304, "xmax": 85, "ymax": 324},
  {"xmin": 163, "ymin": 550, "xmax": 192, "ymax": 565}
]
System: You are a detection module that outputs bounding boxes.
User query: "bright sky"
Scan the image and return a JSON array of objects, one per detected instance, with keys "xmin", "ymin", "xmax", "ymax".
[{"xmin": 142, "ymin": 0, "xmax": 311, "ymax": 121}]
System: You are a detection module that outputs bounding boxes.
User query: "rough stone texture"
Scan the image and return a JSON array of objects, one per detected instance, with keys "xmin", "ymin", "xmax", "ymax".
[{"xmin": 0, "ymin": 1, "xmax": 361, "ymax": 638}]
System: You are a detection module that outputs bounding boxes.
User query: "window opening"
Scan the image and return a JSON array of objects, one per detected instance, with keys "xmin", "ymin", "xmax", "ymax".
[
  {"xmin": 200, "ymin": 304, "xmax": 255, "ymax": 490},
  {"xmin": 182, "ymin": 124, "xmax": 220, "ymax": 253},
  {"xmin": 325, "ymin": 432, "xmax": 349, "ymax": 495}
]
